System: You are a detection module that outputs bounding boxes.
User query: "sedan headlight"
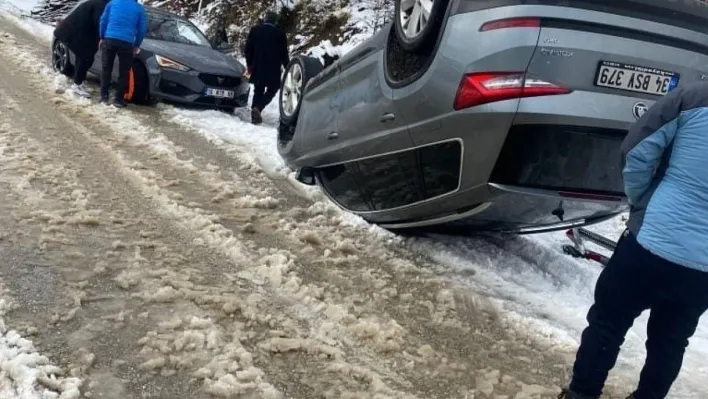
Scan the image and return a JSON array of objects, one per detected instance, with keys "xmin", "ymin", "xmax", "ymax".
[{"xmin": 155, "ymin": 54, "xmax": 190, "ymax": 72}]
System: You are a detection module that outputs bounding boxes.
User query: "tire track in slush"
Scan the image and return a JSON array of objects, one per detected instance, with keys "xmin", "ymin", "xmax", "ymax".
[
  {"xmin": 0, "ymin": 58, "xmax": 286, "ymax": 398},
  {"xmin": 0, "ymin": 17, "xmax": 628, "ymax": 399},
  {"xmin": 0, "ymin": 41, "xmax": 438, "ymax": 399}
]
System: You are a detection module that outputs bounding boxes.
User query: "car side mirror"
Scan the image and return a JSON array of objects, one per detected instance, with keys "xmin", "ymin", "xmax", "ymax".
[{"xmin": 215, "ymin": 41, "xmax": 232, "ymax": 52}]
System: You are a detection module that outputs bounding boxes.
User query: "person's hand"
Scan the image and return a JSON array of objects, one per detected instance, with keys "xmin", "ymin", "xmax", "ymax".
[{"xmin": 98, "ymin": 40, "xmax": 104, "ymax": 50}]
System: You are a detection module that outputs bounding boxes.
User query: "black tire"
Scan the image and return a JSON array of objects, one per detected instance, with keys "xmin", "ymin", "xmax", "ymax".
[
  {"xmin": 394, "ymin": 0, "xmax": 449, "ymax": 55},
  {"xmin": 278, "ymin": 55, "xmax": 324, "ymax": 128},
  {"xmin": 52, "ymin": 40, "xmax": 73, "ymax": 76},
  {"xmin": 124, "ymin": 61, "xmax": 150, "ymax": 105}
]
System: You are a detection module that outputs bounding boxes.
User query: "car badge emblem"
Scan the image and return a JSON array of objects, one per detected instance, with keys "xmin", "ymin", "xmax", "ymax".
[
  {"xmin": 217, "ymin": 77, "xmax": 224, "ymax": 84},
  {"xmin": 632, "ymin": 102, "xmax": 648, "ymax": 120}
]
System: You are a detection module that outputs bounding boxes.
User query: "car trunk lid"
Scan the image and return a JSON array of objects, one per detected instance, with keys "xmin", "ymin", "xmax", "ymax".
[
  {"xmin": 518, "ymin": 1, "xmax": 708, "ymax": 118},
  {"xmin": 492, "ymin": 1, "xmax": 708, "ymax": 200}
]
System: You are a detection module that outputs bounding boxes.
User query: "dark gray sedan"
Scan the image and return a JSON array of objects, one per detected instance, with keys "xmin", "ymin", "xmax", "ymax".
[{"xmin": 52, "ymin": 6, "xmax": 250, "ymax": 112}]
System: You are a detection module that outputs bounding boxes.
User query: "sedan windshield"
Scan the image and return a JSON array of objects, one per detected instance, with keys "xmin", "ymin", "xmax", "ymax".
[{"xmin": 146, "ymin": 12, "xmax": 211, "ymax": 47}]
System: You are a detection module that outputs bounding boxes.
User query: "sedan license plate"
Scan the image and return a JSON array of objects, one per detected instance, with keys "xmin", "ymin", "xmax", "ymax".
[
  {"xmin": 595, "ymin": 61, "xmax": 679, "ymax": 96},
  {"xmin": 205, "ymin": 87, "xmax": 235, "ymax": 99}
]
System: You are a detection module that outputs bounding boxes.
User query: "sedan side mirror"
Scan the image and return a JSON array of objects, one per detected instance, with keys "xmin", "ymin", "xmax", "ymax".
[{"xmin": 215, "ymin": 41, "xmax": 233, "ymax": 52}]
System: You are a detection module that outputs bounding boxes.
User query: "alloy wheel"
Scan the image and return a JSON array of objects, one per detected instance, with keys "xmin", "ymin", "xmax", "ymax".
[
  {"xmin": 52, "ymin": 42, "xmax": 68, "ymax": 72},
  {"xmin": 399, "ymin": 0, "xmax": 434, "ymax": 40},
  {"xmin": 282, "ymin": 63, "xmax": 303, "ymax": 118}
]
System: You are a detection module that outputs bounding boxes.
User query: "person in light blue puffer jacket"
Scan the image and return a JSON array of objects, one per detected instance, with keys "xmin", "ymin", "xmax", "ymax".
[
  {"xmin": 561, "ymin": 82, "xmax": 708, "ymax": 399},
  {"xmin": 98, "ymin": 0, "xmax": 147, "ymax": 107}
]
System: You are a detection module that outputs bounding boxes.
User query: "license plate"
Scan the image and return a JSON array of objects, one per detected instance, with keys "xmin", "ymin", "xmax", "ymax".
[
  {"xmin": 595, "ymin": 61, "xmax": 679, "ymax": 96},
  {"xmin": 205, "ymin": 88, "xmax": 235, "ymax": 98}
]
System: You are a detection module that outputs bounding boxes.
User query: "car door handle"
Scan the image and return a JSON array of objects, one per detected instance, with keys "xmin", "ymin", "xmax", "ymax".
[
  {"xmin": 380, "ymin": 113, "xmax": 396, "ymax": 123},
  {"xmin": 328, "ymin": 132, "xmax": 339, "ymax": 140}
]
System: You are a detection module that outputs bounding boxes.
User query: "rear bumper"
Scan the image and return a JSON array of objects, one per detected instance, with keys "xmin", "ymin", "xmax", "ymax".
[{"xmin": 146, "ymin": 62, "xmax": 250, "ymax": 109}]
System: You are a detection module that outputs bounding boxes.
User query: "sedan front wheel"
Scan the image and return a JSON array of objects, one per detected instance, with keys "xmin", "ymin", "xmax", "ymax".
[{"xmin": 52, "ymin": 40, "xmax": 73, "ymax": 76}]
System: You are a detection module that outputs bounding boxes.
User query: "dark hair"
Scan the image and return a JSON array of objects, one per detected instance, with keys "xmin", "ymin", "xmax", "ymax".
[{"xmin": 264, "ymin": 11, "xmax": 277, "ymax": 24}]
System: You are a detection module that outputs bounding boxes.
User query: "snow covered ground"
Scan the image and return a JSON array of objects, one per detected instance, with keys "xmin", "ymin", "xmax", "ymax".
[
  {"xmin": 1, "ymin": 297, "xmax": 82, "ymax": 398},
  {"xmin": 0, "ymin": 0, "xmax": 707, "ymax": 397},
  {"xmin": 162, "ymin": 95, "xmax": 708, "ymax": 397}
]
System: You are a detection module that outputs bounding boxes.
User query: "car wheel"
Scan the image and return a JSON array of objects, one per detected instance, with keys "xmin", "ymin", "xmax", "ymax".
[
  {"xmin": 124, "ymin": 62, "xmax": 150, "ymax": 105},
  {"xmin": 52, "ymin": 40, "xmax": 73, "ymax": 76},
  {"xmin": 394, "ymin": 0, "xmax": 448, "ymax": 54},
  {"xmin": 279, "ymin": 55, "xmax": 323, "ymax": 128}
]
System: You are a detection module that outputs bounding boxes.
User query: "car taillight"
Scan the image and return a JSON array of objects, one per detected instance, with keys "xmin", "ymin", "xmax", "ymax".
[
  {"xmin": 453, "ymin": 72, "xmax": 571, "ymax": 111},
  {"xmin": 479, "ymin": 17, "xmax": 540, "ymax": 32}
]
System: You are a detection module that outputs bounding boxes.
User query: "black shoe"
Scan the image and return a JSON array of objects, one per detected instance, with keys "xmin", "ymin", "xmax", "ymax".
[
  {"xmin": 99, "ymin": 95, "xmax": 109, "ymax": 104},
  {"xmin": 113, "ymin": 99, "xmax": 127, "ymax": 108},
  {"xmin": 558, "ymin": 388, "xmax": 599, "ymax": 399},
  {"xmin": 251, "ymin": 107, "xmax": 263, "ymax": 125}
]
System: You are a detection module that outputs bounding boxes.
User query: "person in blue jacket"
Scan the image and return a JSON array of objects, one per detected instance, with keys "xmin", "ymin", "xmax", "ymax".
[
  {"xmin": 560, "ymin": 82, "xmax": 708, "ymax": 399},
  {"xmin": 99, "ymin": 0, "xmax": 147, "ymax": 108}
]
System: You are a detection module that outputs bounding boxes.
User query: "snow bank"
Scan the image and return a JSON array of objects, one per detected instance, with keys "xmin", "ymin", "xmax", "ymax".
[
  {"xmin": 0, "ymin": 298, "xmax": 82, "ymax": 399},
  {"xmin": 297, "ymin": 0, "xmax": 393, "ymax": 61}
]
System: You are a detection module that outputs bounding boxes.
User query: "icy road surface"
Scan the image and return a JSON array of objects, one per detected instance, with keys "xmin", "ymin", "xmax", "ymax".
[{"xmin": 0, "ymin": 10, "xmax": 706, "ymax": 399}]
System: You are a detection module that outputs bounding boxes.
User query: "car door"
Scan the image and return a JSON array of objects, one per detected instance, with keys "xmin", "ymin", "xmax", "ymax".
[
  {"xmin": 291, "ymin": 61, "xmax": 343, "ymax": 165},
  {"xmin": 90, "ymin": 49, "xmax": 102, "ymax": 75},
  {"xmin": 324, "ymin": 35, "xmax": 413, "ymax": 165},
  {"xmin": 87, "ymin": 47, "xmax": 119, "ymax": 78}
]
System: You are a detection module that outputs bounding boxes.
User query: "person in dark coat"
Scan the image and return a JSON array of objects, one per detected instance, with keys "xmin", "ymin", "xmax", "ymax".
[
  {"xmin": 212, "ymin": 17, "xmax": 229, "ymax": 47},
  {"xmin": 52, "ymin": 0, "xmax": 110, "ymax": 98},
  {"xmin": 244, "ymin": 11, "xmax": 289, "ymax": 124}
]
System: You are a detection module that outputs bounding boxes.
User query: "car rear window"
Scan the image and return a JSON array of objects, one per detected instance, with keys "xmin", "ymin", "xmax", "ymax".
[{"xmin": 455, "ymin": 0, "xmax": 708, "ymax": 35}]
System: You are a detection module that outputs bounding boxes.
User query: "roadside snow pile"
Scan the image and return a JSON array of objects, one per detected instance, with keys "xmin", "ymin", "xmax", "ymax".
[
  {"xmin": 0, "ymin": 298, "xmax": 82, "ymax": 399},
  {"xmin": 339, "ymin": 0, "xmax": 393, "ymax": 51},
  {"xmin": 299, "ymin": 0, "xmax": 393, "ymax": 63}
]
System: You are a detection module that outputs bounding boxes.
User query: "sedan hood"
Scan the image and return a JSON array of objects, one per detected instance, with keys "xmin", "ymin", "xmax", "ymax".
[{"xmin": 141, "ymin": 39, "xmax": 245, "ymax": 77}]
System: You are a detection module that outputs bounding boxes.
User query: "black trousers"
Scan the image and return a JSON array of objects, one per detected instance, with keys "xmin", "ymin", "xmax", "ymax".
[
  {"xmin": 252, "ymin": 80, "xmax": 279, "ymax": 111},
  {"xmin": 570, "ymin": 231, "xmax": 708, "ymax": 398},
  {"xmin": 100, "ymin": 39, "xmax": 133, "ymax": 101},
  {"xmin": 73, "ymin": 52, "xmax": 94, "ymax": 85}
]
